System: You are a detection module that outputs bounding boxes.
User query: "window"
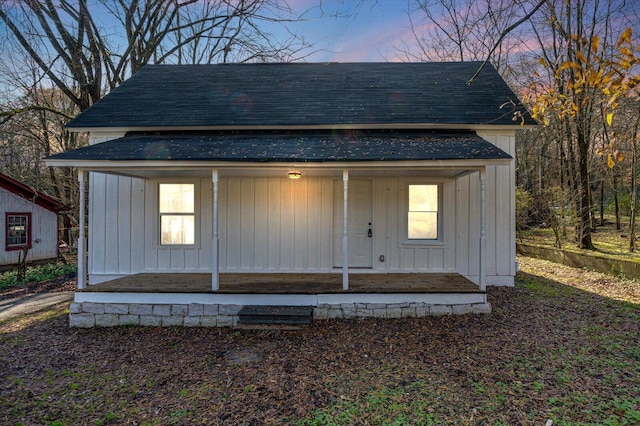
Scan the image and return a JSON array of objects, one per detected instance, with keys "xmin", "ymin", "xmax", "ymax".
[
  {"xmin": 159, "ymin": 184, "xmax": 195, "ymax": 245},
  {"xmin": 6, "ymin": 213, "xmax": 31, "ymax": 250},
  {"xmin": 408, "ymin": 184, "xmax": 438, "ymax": 240}
]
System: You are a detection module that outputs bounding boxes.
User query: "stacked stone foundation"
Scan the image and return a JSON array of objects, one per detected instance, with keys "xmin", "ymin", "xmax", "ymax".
[{"xmin": 69, "ymin": 301, "xmax": 491, "ymax": 327}]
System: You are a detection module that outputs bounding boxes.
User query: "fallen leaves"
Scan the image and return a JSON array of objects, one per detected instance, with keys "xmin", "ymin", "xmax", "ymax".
[{"xmin": 0, "ymin": 258, "xmax": 639, "ymax": 425}]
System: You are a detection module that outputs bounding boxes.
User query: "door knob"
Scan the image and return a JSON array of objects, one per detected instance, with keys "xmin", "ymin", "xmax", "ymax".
[{"xmin": 368, "ymin": 229, "xmax": 372, "ymax": 237}]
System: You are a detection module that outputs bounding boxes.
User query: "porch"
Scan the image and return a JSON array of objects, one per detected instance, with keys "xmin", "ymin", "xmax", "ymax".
[
  {"xmin": 70, "ymin": 273, "xmax": 491, "ymax": 327},
  {"xmin": 81, "ymin": 272, "xmax": 483, "ymax": 294}
]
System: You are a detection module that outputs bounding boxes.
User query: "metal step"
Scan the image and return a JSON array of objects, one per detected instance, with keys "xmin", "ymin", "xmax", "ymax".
[{"xmin": 237, "ymin": 306, "xmax": 313, "ymax": 325}]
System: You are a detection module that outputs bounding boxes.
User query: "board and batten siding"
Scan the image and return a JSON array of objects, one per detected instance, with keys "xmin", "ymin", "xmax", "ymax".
[
  {"xmin": 0, "ymin": 187, "xmax": 59, "ymax": 265},
  {"xmin": 475, "ymin": 130, "xmax": 517, "ymax": 285},
  {"xmin": 86, "ymin": 139, "xmax": 516, "ymax": 286}
]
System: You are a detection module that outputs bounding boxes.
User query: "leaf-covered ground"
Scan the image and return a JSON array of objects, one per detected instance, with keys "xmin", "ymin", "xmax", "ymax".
[{"xmin": 1, "ymin": 256, "xmax": 638, "ymax": 425}]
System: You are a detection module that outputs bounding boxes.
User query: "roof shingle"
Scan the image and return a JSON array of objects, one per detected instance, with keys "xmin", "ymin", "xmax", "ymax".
[
  {"xmin": 66, "ymin": 62, "xmax": 534, "ymax": 129},
  {"xmin": 46, "ymin": 130, "xmax": 511, "ymax": 162}
]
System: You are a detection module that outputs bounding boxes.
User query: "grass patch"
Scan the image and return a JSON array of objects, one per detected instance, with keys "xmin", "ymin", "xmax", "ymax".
[
  {"xmin": 0, "ymin": 262, "xmax": 76, "ymax": 290},
  {"xmin": 518, "ymin": 215, "xmax": 640, "ymax": 262},
  {"xmin": 294, "ymin": 385, "xmax": 442, "ymax": 426},
  {"xmin": 517, "ymin": 273, "xmax": 578, "ymax": 298}
]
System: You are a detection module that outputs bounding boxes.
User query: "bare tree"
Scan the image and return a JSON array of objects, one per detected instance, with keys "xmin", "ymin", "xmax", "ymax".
[
  {"xmin": 0, "ymin": 0, "xmax": 314, "ymax": 244},
  {"xmin": 0, "ymin": 0, "xmax": 312, "ymax": 116},
  {"xmin": 398, "ymin": 0, "xmax": 541, "ymax": 73}
]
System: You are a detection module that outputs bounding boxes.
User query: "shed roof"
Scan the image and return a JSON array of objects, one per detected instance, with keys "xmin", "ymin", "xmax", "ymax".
[
  {"xmin": 66, "ymin": 62, "xmax": 534, "ymax": 130},
  {"xmin": 45, "ymin": 130, "xmax": 511, "ymax": 162},
  {"xmin": 0, "ymin": 172, "xmax": 67, "ymax": 213}
]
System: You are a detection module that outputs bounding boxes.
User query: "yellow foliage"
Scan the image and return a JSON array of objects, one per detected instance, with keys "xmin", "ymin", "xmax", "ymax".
[
  {"xmin": 617, "ymin": 27, "xmax": 633, "ymax": 48},
  {"xmin": 576, "ymin": 51, "xmax": 588, "ymax": 63},
  {"xmin": 614, "ymin": 150, "xmax": 624, "ymax": 162},
  {"xmin": 591, "ymin": 35, "xmax": 600, "ymax": 54}
]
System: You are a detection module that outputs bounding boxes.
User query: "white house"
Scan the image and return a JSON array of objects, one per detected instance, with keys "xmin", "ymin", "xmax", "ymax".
[
  {"xmin": 0, "ymin": 172, "xmax": 66, "ymax": 267},
  {"xmin": 46, "ymin": 62, "xmax": 535, "ymax": 327}
]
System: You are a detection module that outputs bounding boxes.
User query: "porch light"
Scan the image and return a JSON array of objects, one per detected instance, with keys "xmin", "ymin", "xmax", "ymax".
[{"xmin": 288, "ymin": 171, "xmax": 302, "ymax": 179}]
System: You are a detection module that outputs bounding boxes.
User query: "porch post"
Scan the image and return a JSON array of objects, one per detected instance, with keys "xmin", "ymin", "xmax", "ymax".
[
  {"xmin": 342, "ymin": 170, "xmax": 349, "ymax": 291},
  {"xmin": 212, "ymin": 169, "xmax": 219, "ymax": 291},
  {"xmin": 77, "ymin": 170, "xmax": 88, "ymax": 290},
  {"xmin": 479, "ymin": 169, "xmax": 487, "ymax": 291}
]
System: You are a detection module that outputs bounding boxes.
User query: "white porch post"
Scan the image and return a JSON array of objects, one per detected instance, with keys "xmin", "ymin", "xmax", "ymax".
[
  {"xmin": 77, "ymin": 170, "xmax": 88, "ymax": 290},
  {"xmin": 212, "ymin": 169, "xmax": 219, "ymax": 291},
  {"xmin": 342, "ymin": 170, "xmax": 349, "ymax": 291},
  {"xmin": 479, "ymin": 169, "xmax": 487, "ymax": 291}
]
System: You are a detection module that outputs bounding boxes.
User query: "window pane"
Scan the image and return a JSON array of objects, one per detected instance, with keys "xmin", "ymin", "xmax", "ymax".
[
  {"xmin": 161, "ymin": 216, "xmax": 195, "ymax": 245},
  {"xmin": 409, "ymin": 185, "xmax": 438, "ymax": 212},
  {"xmin": 408, "ymin": 212, "xmax": 438, "ymax": 239},
  {"xmin": 7, "ymin": 215, "xmax": 28, "ymax": 246},
  {"xmin": 159, "ymin": 184, "xmax": 194, "ymax": 213}
]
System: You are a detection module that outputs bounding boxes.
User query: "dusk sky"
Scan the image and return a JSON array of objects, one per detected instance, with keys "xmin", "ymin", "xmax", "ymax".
[{"xmin": 284, "ymin": 1, "xmax": 417, "ymax": 62}]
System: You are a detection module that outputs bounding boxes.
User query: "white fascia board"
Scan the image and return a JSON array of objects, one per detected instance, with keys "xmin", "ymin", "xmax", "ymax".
[{"xmin": 67, "ymin": 123, "xmax": 536, "ymax": 133}]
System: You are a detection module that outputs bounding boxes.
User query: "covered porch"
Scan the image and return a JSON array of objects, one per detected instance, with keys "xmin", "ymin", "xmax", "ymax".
[{"xmin": 47, "ymin": 130, "xmax": 513, "ymax": 321}]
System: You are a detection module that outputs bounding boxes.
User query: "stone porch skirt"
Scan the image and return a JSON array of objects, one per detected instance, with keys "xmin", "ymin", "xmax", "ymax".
[{"xmin": 69, "ymin": 301, "xmax": 492, "ymax": 328}]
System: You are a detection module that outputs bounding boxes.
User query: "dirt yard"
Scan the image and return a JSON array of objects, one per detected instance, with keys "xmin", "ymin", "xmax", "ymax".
[{"xmin": 1, "ymin": 257, "xmax": 638, "ymax": 425}]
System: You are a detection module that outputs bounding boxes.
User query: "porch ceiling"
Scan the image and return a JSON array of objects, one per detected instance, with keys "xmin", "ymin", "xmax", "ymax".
[{"xmin": 63, "ymin": 166, "xmax": 481, "ymax": 179}]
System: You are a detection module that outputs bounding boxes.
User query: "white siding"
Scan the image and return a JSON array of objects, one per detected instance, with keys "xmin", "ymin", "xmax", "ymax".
[
  {"xmin": 0, "ymin": 188, "xmax": 59, "ymax": 265},
  {"xmin": 86, "ymin": 131, "xmax": 516, "ymax": 286},
  {"xmin": 89, "ymin": 174, "xmax": 212, "ymax": 281},
  {"xmin": 477, "ymin": 131, "xmax": 517, "ymax": 285},
  {"xmin": 218, "ymin": 177, "xmax": 334, "ymax": 272}
]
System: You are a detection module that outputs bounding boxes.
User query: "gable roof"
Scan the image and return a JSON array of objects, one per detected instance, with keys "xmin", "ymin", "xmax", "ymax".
[
  {"xmin": 0, "ymin": 172, "xmax": 67, "ymax": 213},
  {"xmin": 46, "ymin": 130, "xmax": 511, "ymax": 163},
  {"xmin": 66, "ymin": 62, "xmax": 535, "ymax": 130}
]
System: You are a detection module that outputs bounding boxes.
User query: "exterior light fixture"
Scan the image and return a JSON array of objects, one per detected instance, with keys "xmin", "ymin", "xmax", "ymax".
[{"xmin": 288, "ymin": 171, "xmax": 302, "ymax": 179}]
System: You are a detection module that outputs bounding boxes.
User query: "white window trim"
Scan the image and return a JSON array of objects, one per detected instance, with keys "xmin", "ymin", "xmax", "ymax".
[
  {"xmin": 400, "ymin": 180, "xmax": 444, "ymax": 247},
  {"xmin": 153, "ymin": 179, "xmax": 201, "ymax": 249}
]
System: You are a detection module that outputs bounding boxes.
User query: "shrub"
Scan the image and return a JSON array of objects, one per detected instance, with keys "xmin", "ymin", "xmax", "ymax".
[
  {"xmin": 516, "ymin": 188, "xmax": 533, "ymax": 238},
  {"xmin": 0, "ymin": 262, "xmax": 76, "ymax": 290}
]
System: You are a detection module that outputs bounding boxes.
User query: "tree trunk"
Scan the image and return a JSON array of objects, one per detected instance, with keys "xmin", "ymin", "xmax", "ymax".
[
  {"xmin": 577, "ymin": 131, "xmax": 594, "ymax": 249},
  {"xmin": 630, "ymin": 128, "xmax": 638, "ymax": 252},
  {"xmin": 613, "ymin": 172, "xmax": 620, "ymax": 231},
  {"xmin": 599, "ymin": 178, "xmax": 604, "ymax": 226}
]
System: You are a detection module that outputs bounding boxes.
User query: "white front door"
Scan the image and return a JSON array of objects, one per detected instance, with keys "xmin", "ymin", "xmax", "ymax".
[{"xmin": 333, "ymin": 179, "xmax": 373, "ymax": 268}]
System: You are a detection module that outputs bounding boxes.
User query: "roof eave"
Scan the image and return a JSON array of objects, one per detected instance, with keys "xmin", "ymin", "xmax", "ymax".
[
  {"xmin": 66, "ymin": 123, "xmax": 536, "ymax": 134},
  {"xmin": 0, "ymin": 174, "xmax": 68, "ymax": 213},
  {"xmin": 45, "ymin": 158, "xmax": 512, "ymax": 170}
]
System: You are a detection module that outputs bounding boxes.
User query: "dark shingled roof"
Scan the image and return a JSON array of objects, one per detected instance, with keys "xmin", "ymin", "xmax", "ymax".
[
  {"xmin": 66, "ymin": 62, "xmax": 534, "ymax": 129},
  {"xmin": 46, "ymin": 131, "xmax": 511, "ymax": 162}
]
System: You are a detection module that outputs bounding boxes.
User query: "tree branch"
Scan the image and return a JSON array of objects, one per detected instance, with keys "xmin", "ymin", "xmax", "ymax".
[
  {"xmin": 0, "ymin": 105, "xmax": 75, "ymax": 125},
  {"xmin": 467, "ymin": 0, "xmax": 547, "ymax": 85}
]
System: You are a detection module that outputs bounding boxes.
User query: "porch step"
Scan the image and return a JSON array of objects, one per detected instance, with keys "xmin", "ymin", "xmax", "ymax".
[{"xmin": 237, "ymin": 306, "xmax": 314, "ymax": 326}]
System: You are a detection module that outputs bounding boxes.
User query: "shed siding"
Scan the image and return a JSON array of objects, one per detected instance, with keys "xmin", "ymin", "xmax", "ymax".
[{"xmin": 0, "ymin": 187, "xmax": 58, "ymax": 265}]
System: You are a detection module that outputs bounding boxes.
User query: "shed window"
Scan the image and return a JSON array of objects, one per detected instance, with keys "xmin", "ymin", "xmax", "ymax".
[
  {"xmin": 6, "ymin": 213, "xmax": 31, "ymax": 250},
  {"xmin": 159, "ymin": 184, "xmax": 195, "ymax": 245},
  {"xmin": 408, "ymin": 185, "xmax": 438, "ymax": 240}
]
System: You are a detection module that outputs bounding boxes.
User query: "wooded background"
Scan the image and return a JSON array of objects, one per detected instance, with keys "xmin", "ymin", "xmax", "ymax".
[{"xmin": 1, "ymin": 0, "xmax": 639, "ymax": 252}]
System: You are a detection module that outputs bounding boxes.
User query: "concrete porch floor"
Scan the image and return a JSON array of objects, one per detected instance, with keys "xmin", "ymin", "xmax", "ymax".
[{"xmin": 81, "ymin": 272, "xmax": 482, "ymax": 294}]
